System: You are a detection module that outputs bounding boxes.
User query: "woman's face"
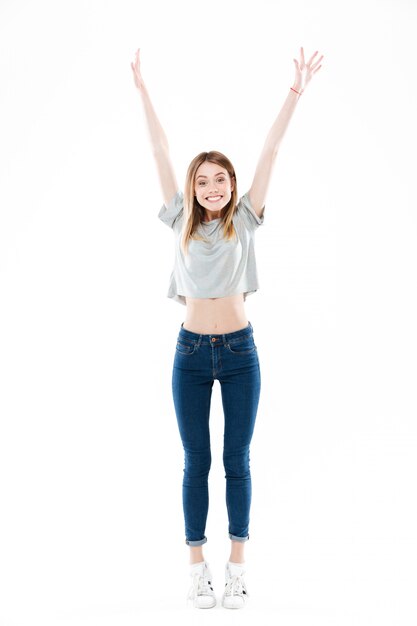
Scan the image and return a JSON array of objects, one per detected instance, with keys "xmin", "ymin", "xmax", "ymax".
[{"xmin": 194, "ymin": 161, "xmax": 234, "ymax": 219}]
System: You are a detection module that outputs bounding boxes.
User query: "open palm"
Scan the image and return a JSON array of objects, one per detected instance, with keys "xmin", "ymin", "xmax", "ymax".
[{"xmin": 293, "ymin": 47, "xmax": 324, "ymax": 92}]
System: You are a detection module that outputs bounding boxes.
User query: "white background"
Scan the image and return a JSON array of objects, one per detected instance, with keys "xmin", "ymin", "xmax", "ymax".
[{"xmin": 1, "ymin": 0, "xmax": 416, "ymax": 624}]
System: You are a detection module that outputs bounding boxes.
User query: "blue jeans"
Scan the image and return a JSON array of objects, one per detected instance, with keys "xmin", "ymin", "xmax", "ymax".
[{"xmin": 172, "ymin": 320, "xmax": 261, "ymax": 546}]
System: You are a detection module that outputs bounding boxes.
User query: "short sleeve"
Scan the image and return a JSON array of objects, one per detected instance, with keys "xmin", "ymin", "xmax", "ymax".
[
  {"xmin": 158, "ymin": 190, "xmax": 184, "ymax": 229},
  {"xmin": 235, "ymin": 192, "xmax": 265, "ymax": 230}
]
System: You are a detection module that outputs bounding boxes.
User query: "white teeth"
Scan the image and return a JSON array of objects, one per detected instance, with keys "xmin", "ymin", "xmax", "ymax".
[{"xmin": 207, "ymin": 196, "xmax": 221, "ymax": 201}]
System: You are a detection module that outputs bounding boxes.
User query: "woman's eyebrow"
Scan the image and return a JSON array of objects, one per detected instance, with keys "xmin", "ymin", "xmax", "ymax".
[{"xmin": 196, "ymin": 172, "xmax": 225, "ymax": 179}]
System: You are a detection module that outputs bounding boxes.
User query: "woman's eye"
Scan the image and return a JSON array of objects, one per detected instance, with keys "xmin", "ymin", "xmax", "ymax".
[{"xmin": 197, "ymin": 178, "xmax": 225, "ymax": 186}]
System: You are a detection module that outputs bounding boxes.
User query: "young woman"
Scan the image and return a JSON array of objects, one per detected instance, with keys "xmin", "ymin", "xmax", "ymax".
[{"xmin": 131, "ymin": 46, "xmax": 323, "ymax": 609}]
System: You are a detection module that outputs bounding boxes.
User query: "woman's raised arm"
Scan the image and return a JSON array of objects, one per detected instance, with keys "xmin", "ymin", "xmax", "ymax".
[
  {"xmin": 131, "ymin": 48, "xmax": 179, "ymax": 206},
  {"xmin": 248, "ymin": 47, "xmax": 324, "ymax": 217}
]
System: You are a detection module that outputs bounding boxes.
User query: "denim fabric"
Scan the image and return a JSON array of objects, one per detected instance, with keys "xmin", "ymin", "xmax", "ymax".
[{"xmin": 171, "ymin": 320, "xmax": 261, "ymax": 546}]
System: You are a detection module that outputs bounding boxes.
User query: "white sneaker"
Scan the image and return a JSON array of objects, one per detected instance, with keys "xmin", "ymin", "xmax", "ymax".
[
  {"xmin": 222, "ymin": 561, "xmax": 249, "ymax": 609},
  {"xmin": 187, "ymin": 561, "xmax": 217, "ymax": 609}
]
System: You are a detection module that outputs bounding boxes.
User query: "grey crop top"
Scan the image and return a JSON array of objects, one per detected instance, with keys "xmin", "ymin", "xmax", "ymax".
[{"xmin": 158, "ymin": 190, "xmax": 265, "ymax": 306}]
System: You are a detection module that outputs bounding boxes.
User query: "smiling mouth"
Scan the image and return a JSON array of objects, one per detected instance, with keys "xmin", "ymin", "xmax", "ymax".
[{"xmin": 206, "ymin": 195, "xmax": 222, "ymax": 202}]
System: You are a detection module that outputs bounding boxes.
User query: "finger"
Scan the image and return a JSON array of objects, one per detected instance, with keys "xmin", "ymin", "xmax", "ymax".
[
  {"xmin": 317, "ymin": 54, "xmax": 324, "ymax": 61},
  {"xmin": 311, "ymin": 54, "xmax": 324, "ymax": 69},
  {"xmin": 300, "ymin": 46, "xmax": 305, "ymax": 64},
  {"xmin": 307, "ymin": 51, "xmax": 318, "ymax": 64}
]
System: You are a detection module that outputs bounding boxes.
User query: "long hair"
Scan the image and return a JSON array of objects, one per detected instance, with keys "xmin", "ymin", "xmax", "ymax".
[{"xmin": 180, "ymin": 150, "xmax": 238, "ymax": 256}]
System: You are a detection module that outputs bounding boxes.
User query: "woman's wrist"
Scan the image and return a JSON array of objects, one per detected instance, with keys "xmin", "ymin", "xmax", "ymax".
[{"xmin": 290, "ymin": 83, "xmax": 304, "ymax": 95}]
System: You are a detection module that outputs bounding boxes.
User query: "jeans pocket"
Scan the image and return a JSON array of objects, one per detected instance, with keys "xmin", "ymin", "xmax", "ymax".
[
  {"xmin": 226, "ymin": 334, "xmax": 257, "ymax": 355},
  {"xmin": 176, "ymin": 339, "xmax": 197, "ymax": 355}
]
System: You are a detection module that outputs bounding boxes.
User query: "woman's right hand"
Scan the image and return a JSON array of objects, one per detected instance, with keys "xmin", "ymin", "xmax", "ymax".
[{"xmin": 131, "ymin": 48, "xmax": 144, "ymax": 90}]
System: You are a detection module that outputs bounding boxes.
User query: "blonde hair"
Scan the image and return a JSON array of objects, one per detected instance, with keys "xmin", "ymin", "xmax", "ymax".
[{"xmin": 180, "ymin": 150, "xmax": 238, "ymax": 256}]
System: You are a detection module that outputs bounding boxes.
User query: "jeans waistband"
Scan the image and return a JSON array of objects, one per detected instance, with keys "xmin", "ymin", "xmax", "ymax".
[{"xmin": 179, "ymin": 321, "xmax": 253, "ymax": 346}]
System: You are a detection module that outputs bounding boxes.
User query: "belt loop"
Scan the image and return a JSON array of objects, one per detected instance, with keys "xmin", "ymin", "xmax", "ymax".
[{"xmin": 222, "ymin": 332, "xmax": 227, "ymax": 345}]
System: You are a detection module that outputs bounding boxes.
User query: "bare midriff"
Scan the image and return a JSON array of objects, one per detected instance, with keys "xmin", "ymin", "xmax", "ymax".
[{"xmin": 183, "ymin": 293, "xmax": 249, "ymax": 334}]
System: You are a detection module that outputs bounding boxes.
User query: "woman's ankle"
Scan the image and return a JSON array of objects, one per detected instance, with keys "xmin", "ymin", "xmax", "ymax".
[{"xmin": 190, "ymin": 547, "xmax": 204, "ymax": 564}]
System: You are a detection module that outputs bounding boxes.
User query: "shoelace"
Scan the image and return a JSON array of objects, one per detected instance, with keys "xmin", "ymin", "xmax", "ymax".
[
  {"xmin": 188, "ymin": 570, "xmax": 214, "ymax": 600},
  {"xmin": 224, "ymin": 573, "xmax": 248, "ymax": 598}
]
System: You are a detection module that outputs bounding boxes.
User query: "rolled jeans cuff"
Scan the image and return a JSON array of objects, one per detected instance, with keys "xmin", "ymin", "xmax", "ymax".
[
  {"xmin": 229, "ymin": 533, "xmax": 249, "ymax": 542},
  {"xmin": 185, "ymin": 536, "xmax": 207, "ymax": 547}
]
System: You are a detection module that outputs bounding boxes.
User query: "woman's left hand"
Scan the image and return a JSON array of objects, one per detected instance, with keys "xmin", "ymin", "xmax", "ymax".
[{"xmin": 293, "ymin": 47, "xmax": 324, "ymax": 94}]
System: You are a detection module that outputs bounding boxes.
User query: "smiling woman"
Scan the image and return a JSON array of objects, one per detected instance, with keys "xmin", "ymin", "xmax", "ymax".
[
  {"xmin": 131, "ymin": 45, "xmax": 324, "ymax": 610},
  {"xmin": 157, "ymin": 150, "xmax": 265, "ymax": 311},
  {"xmin": 181, "ymin": 151, "xmax": 240, "ymax": 255},
  {"xmin": 195, "ymin": 167, "xmax": 229, "ymax": 220}
]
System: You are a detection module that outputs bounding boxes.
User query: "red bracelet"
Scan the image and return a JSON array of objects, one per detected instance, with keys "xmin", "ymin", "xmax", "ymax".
[{"xmin": 290, "ymin": 86, "xmax": 303, "ymax": 95}]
